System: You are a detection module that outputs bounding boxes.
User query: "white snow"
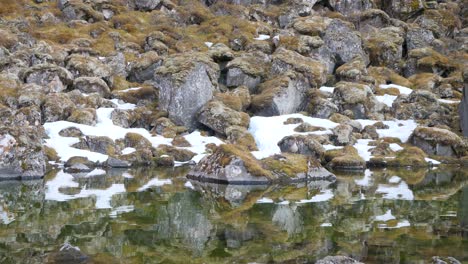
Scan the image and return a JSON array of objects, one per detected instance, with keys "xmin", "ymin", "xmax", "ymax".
[
  {"xmin": 355, "ymin": 169, "xmax": 373, "ymax": 187},
  {"xmin": 356, "ymin": 119, "xmax": 417, "ymax": 143},
  {"xmin": 256, "ymin": 197, "xmax": 274, "ymax": 204},
  {"xmin": 45, "ymin": 170, "xmax": 126, "ymax": 209},
  {"xmin": 438, "ymin": 99, "xmax": 460, "ymax": 104},
  {"xmin": 85, "ymin": 169, "xmax": 106, "ymax": 177},
  {"xmin": 376, "ymin": 94, "xmax": 398, "ymax": 107},
  {"xmin": 320, "ymin": 223, "xmax": 332, "ymax": 227},
  {"xmin": 122, "ymin": 172, "xmax": 134, "ymax": 178},
  {"xmin": 376, "ymin": 181, "xmax": 414, "ymax": 200},
  {"xmin": 184, "ymin": 181, "xmax": 195, "ymax": 189},
  {"xmin": 254, "ymin": 34, "xmax": 270, "ymax": 40},
  {"xmin": 249, "ymin": 114, "xmax": 338, "ymax": 159},
  {"xmin": 297, "ymin": 189, "xmax": 334, "ymax": 204},
  {"xmin": 389, "ymin": 143, "xmax": 403, "ymax": 152},
  {"xmin": 181, "ymin": 131, "xmax": 224, "ymax": 163},
  {"xmin": 319, "ymin": 86, "xmax": 335, "ymax": 94},
  {"xmin": 0, "ymin": 204, "xmax": 14, "ymax": 225},
  {"xmin": 375, "ymin": 209, "xmax": 396, "ymax": 222},
  {"xmin": 379, "ymin": 84, "xmax": 413, "ymax": 95},
  {"xmin": 354, "ymin": 139, "xmax": 374, "ymax": 161},
  {"xmin": 138, "ymin": 178, "xmax": 172, "ymax": 192},
  {"xmin": 277, "ymin": 200, "xmax": 290, "ymax": 205},
  {"xmin": 425, "ymin": 157, "xmax": 441, "ymax": 165},
  {"xmin": 204, "ymin": 42, "xmax": 213, "ymax": 47},
  {"xmin": 109, "ymin": 205, "xmax": 134, "ymax": 218},
  {"xmin": 388, "ymin": 176, "xmax": 401, "ymax": 184},
  {"xmin": 121, "ymin": 147, "xmax": 136, "ymax": 155},
  {"xmin": 0, "ymin": 134, "xmax": 15, "ymax": 155},
  {"xmin": 378, "ymin": 220, "xmax": 410, "ymax": 229},
  {"xmin": 119, "ymin": 87, "xmax": 142, "ymax": 93}
]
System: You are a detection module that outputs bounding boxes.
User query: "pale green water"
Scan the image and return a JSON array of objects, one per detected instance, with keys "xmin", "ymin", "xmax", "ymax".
[{"xmin": 0, "ymin": 167, "xmax": 467, "ymax": 263}]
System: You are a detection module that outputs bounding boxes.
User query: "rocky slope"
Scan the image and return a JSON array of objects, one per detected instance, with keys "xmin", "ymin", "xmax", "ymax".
[{"xmin": 0, "ymin": 0, "xmax": 467, "ymax": 181}]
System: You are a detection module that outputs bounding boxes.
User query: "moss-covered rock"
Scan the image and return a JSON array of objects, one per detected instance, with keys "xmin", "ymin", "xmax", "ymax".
[
  {"xmin": 197, "ymin": 100, "xmax": 250, "ymax": 136},
  {"xmin": 410, "ymin": 126, "xmax": 466, "ymax": 157},
  {"xmin": 277, "ymin": 134, "xmax": 325, "ymax": 160},
  {"xmin": 263, "ymin": 153, "xmax": 335, "ymax": 181},
  {"xmin": 225, "ymin": 126, "xmax": 258, "ymax": 151},
  {"xmin": 386, "ymin": 146, "xmax": 428, "ymax": 167},
  {"xmin": 67, "ymin": 108, "xmax": 97, "ymax": 126},
  {"xmin": 188, "ymin": 144, "xmax": 271, "ymax": 184},
  {"xmin": 325, "ymin": 146, "xmax": 366, "ymax": 170}
]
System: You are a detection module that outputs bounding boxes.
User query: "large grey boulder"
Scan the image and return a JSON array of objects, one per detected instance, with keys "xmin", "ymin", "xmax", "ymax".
[
  {"xmin": 73, "ymin": 77, "xmax": 111, "ymax": 98},
  {"xmin": 410, "ymin": 126, "xmax": 467, "ymax": 157},
  {"xmin": 315, "ymin": 255, "xmax": 363, "ymax": 264},
  {"xmin": 153, "ymin": 52, "xmax": 219, "ymax": 130},
  {"xmin": 406, "ymin": 26, "xmax": 435, "ymax": 51},
  {"xmin": 134, "ymin": 0, "xmax": 162, "ymax": 11},
  {"xmin": 21, "ymin": 63, "xmax": 74, "ymax": 92},
  {"xmin": 278, "ymin": 134, "xmax": 325, "ymax": 159},
  {"xmin": 0, "ymin": 127, "xmax": 46, "ymax": 179},
  {"xmin": 329, "ymin": 0, "xmax": 373, "ymax": 15},
  {"xmin": 42, "ymin": 93, "xmax": 76, "ymax": 123}
]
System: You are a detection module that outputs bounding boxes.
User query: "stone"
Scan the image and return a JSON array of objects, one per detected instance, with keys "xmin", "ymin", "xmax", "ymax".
[
  {"xmin": 225, "ymin": 126, "xmax": 258, "ymax": 151},
  {"xmin": 406, "ymin": 26, "xmax": 435, "ymax": 51},
  {"xmin": 134, "ymin": 0, "xmax": 162, "ymax": 11},
  {"xmin": 197, "ymin": 100, "xmax": 250, "ymax": 136},
  {"xmin": 214, "ymin": 86, "xmax": 251, "ymax": 112},
  {"xmin": 315, "ymin": 255, "xmax": 364, "ymax": 264},
  {"xmin": 329, "ymin": 0, "xmax": 373, "ymax": 16},
  {"xmin": 154, "ymin": 52, "xmax": 219, "ymax": 130},
  {"xmin": 188, "ymin": 144, "xmax": 271, "ymax": 184},
  {"xmin": 460, "ymin": 86, "xmax": 468, "ymax": 137},
  {"xmin": 410, "ymin": 126, "xmax": 466, "ymax": 157},
  {"xmin": 225, "ymin": 54, "xmax": 265, "ymax": 91},
  {"xmin": 73, "ymin": 77, "xmax": 111, "ymax": 98},
  {"xmin": 21, "ymin": 63, "xmax": 73, "ymax": 92},
  {"xmin": 278, "ymin": 135, "xmax": 325, "ymax": 159},
  {"xmin": 105, "ymin": 157, "xmax": 131, "ymax": 168},
  {"xmin": 59, "ymin": 127, "xmax": 83, "ymax": 137},
  {"xmin": 67, "ymin": 108, "xmax": 97, "ymax": 126},
  {"xmin": 364, "ymin": 27, "xmax": 404, "ymax": 71},
  {"xmin": 331, "ymin": 124, "xmax": 354, "ymax": 146},
  {"xmin": 332, "ymin": 82, "xmax": 380, "ymax": 119},
  {"xmin": 263, "ymin": 154, "xmax": 335, "ymax": 181},
  {"xmin": 66, "ymin": 54, "xmax": 113, "ymax": 86},
  {"xmin": 42, "ymin": 93, "xmax": 76, "ymax": 123},
  {"xmin": 128, "ymin": 51, "xmax": 163, "ymax": 83}
]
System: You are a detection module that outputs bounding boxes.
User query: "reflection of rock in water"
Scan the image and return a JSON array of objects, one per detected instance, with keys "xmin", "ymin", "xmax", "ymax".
[
  {"xmin": 156, "ymin": 191, "xmax": 213, "ymax": 255},
  {"xmin": 224, "ymin": 225, "xmax": 257, "ymax": 249},
  {"xmin": 272, "ymin": 204, "xmax": 303, "ymax": 235},
  {"xmin": 191, "ymin": 181, "xmax": 268, "ymax": 207},
  {"xmin": 460, "ymin": 186, "xmax": 468, "ymax": 238}
]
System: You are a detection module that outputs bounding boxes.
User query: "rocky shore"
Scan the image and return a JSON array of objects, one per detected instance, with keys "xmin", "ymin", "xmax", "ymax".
[{"xmin": 0, "ymin": 0, "xmax": 467, "ymax": 184}]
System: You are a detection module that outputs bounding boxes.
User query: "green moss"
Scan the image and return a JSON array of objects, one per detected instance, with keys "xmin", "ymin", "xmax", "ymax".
[
  {"xmin": 262, "ymin": 154, "xmax": 310, "ymax": 178},
  {"xmin": 387, "ymin": 147, "xmax": 428, "ymax": 167}
]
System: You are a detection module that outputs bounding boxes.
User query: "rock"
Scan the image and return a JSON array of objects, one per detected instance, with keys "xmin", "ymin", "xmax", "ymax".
[
  {"xmin": 381, "ymin": 0, "xmax": 426, "ymax": 19},
  {"xmin": 21, "ymin": 63, "xmax": 73, "ymax": 92},
  {"xmin": 171, "ymin": 135, "xmax": 191, "ymax": 147},
  {"xmin": 42, "ymin": 93, "xmax": 76, "ymax": 123},
  {"xmin": 66, "ymin": 54, "xmax": 113, "ymax": 86},
  {"xmin": 0, "ymin": 127, "xmax": 46, "ymax": 179},
  {"xmin": 65, "ymin": 156, "xmax": 95, "ymax": 168},
  {"xmin": 214, "ymin": 86, "xmax": 251, "ymax": 112},
  {"xmin": 188, "ymin": 144, "xmax": 271, "ymax": 184},
  {"xmin": 406, "ymin": 26, "xmax": 435, "ymax": 51},
  {"xmin": 208, "ymin": 43, "xmax": 234, "ymax": 62},
  {"xmin": 307, "ymin": 95, "xmax": 339, "ymax": 119},
  {"xmin": 325, "ymin": 146, "xmax": 366, "ymax": 170},
  {"xmin": 225, "ymin": 53, "xmax": 266, "ymax": 91},
  {"xmin": 335, "ymin": 57, "xmax": 370, "ymax": 83},
  {"xmin": 225, "ymin": 126, "xmax": 258, "ymax": 151},
  {"xmin": 284, "ymin": 117, "xmax": 303, "ymax": 125},
  {"xmin": 144, "ymin": 33, "xmax": 169, "ymax": 55},
  {"xmin": 460, "ymin": 86, "xmax": 468, "ymax": 137},
  {"xmin": 73, "ymin": 136, "xmax": 117, "ymax": 156},
  {"xmin": 151, "ymin": 117, "xmax": 187, "ymax": 137},
  {"xmin": 119, "ymin": 149, "xmax": 154, "ymax": 166},
  {"xmin": 386, "ymin": 146, "xmax": 428, "ymax": 167},
  {"xmin": 270, "ymin": 48, "xmax": 327, "ymax": 88},
  {"xmin": 315, "ymin": 255, "xmax": 363, "ymax": 264},
  {"xmin": 197, "ymin": 100, "xmax": 250, "ymax": 136},
  {"xmin": 294, "ymin": 123, "xmax": 326, "ymax": 132},
  {"xmin": 278, "ymin": 135, "xmax": 325, "ymax": 159},
  {"xmin": 251, "ymin": 73, "xmax": 310, "ymax": 116},
  {"xmin": 134, "ymin": 0, "xmax": 162, "ymax": 11},
  {"xmin": 263, "ymin": 154, "xmax": 335, "ymax": 181},
  {"xmin": 156, "ymin": 145, "xmax": 196, "ymax": 162},
  {"xmin": 73, "ymin": 77, "xmax": 111, "ymax": 98},
  {"xmin": 332, "ymin": 82, "xmax": 380, "ymax": 119},
  {"xmin": 153, "ymin": 155, "xmax": 175, "ymax": 167},
  {"xmin": 361, "ymin": 125, "xmax": 379, "ymax": 140},
  {"xmin": 105, "ymin": 157, "xmax": 131, "ymax": 168},
  {"xmin": 329, "ymin": 0, "xmax": 373, "ymax": 16},
  {"xmin": 111, "ymin": 109, "xmax": 133, "ymax": 128},
  {"xmin": 67, "ymin": 108, "xmax": 97, "ymax": 126},
  {"xmin": 47, "ymin": 243, "xmax": 89, "ymax": 264},
  {"xmin": 154, "ymin": 52, "xmax": 219, "ymax": 130},
  {"xmin": 322, "ymin": 19, "xmax": 368, "ymax": 72},
  {"xmin": 59, "ymin": 127, "xmax": 83, "ymax": 137},
  {"xmin": 331, "ymin": 124, "xmax": 354, "ymax": 146},
  {"xmin": 128, "ymin": 51, "xmax": 163, "ymax": 83},
  {"xmin": 0, "ymin": 29, "xmax": 18, "ymax": 49},
  {"xmin": 414, "ymin": 9, "xmax": 461, "ymax": 38},
  {"xmin": 410, "ymin": 126, "xmax": 466, "ymax": 157},
  {"xmin": 122, "ymin": 132, "xmax": 153, "ymax": 150},
  {"xmin": 364, "ymin": 27, "xmax": 405, "ymax": 71}
]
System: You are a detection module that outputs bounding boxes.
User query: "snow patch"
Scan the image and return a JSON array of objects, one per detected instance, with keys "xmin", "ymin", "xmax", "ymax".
[
  {"xmin": 319, "ymin": 86, "xmax": 335, "ymax": 94},
  {"xmin": 121, "ymin": 147, "xmax": 136, "ymax": 155},
  {"xmin": 256, "ymin": 197, "xmax": 274, "ymax": 204},
  {"xmin": 254, "ymin": 34, "xmax": 270, "ymax": 40},
  {"xmin": 138, "ymin": 178, "xmax": 172, "ymax": 192},
  {"xmin": 379, "ymin": 84, "xmax": 413, "ymax": 95},
  {"xmin": 376, "ymin": 181, "xmax": 414, "ymax": 200},
  {"xmin": 297, "ymin": 189, "xmax": 334, "ymax": 204},
  {"xmin": 375, "ymin": 209, "xmax": 396, "ymax": 222},
  {"xmin": 376, "ymin": 94, "xmax": 398, "ymax": 107}
]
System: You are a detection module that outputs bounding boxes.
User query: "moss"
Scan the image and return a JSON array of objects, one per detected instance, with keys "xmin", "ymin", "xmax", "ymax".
[
  {"xmin": 44, "ymin": 146, "xmax": 59, "ymax": 162},
  {"xmin": 368, "ymin": 66, "xmax": 412, "ymax": 88},
  {"xmin": 329, "ymin": 113, "xmax": 351, "ymax": 124},
  {"xmin": 412, "ymin": 126, "xmax": 463, "ymax": 146},
  {"xmin": 387, "ymin": 147, "xmax": 428, "ymax": 167},
  {"xmin": 124, "ymin": 132, "xmax": 152, "ymax": 149},
  {"xmin": 226, "ymin": 126, "xmax": 258, "ymax": 151},
  {"xmin": 219, "ymin": 144, "xmax": 271, "ymax": 177},
  {"xmin": 262, "ymin": 154, "xmax": 311, "ymax": 178},
  {"xmin": 278, "ymin": 36, "xmax": 300, "ymax": 51},
  {"xmin": 324, "ymin": 146, "xmax": 365, "ymax": 170}
]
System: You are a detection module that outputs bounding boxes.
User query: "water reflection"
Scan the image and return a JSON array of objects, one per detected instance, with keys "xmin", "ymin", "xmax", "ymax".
[{"xmin": 0, "ymin": 167, "xmax": 466, "ymax": 263}]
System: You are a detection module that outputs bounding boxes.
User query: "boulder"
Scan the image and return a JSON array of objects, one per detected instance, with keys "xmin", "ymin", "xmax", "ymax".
[
  {"xmin": 315, "ymin": 255, "xmax": 363, "ymax": 264},
  {"xmin": 262, "ymin": 154, "xmax": 335, "ymax": 181},
  {"xmin": 410, "ymin": 126, "xmax": 466, "ymax": 157},
  {"xmin": 225, "ymin": 126, "xmax": 258, "ymax": 151},
  {"xmin": 73, "ymin": 77, "xmax": 111, "ymax": 98},
  {"xmin": 197, "ymin": 100, "xmax": 250, "ymax": 136},
  {"xmin": 364, "ymin": 27, "xmax": 404, "ymax": 71},
  {"xmin": 406, "ymin": 26, "xmax": 435, "ymax": 51},
  {"xmin": 154, "ymin": 52, "xmax": 219, "ymax": 130},
  {"xmin": 66, "ymin": 54, "xmax": 113, "ymax": 85},
  {"xmin": 332, "ymin": 82, "xmax": 381, "ymax": 119},
  {"xmin": 251, "ymin": 73, "xmax": 310, "ymax": 116},
  {"xmin": 188, "ymin": 144, "xmax": 271, "ymax": 184},
  {"xmin": 331, "ymin": 124, "xmax": 354, "ymax": 146},
  {"xmin": 214, "ymin": 86, "xmax": 251, "ymax": 112},
  {"xmin": 134, "ymin": 0, "xmax": 162, "ymax": 11},
  {"xmin": 380, "ymin": 0, "xmax": 426, "ymax": 19},
  {"xmin": 128, "ymin": 51, "xmax": 163, "ymax": 83},
  {"xmin": 325, "ymin": 146, "xmax": 366, "ymax": 170},
  {"xmin": 21, "ymin": 63, "xmax": 73, "ymax": 92},
  {"xmin": 225, "ymin": 52, "xmax": 267, "ymax": 91},
  {"xmin": 42, "ymin": 93, "xmax": 76, "ymax": 123},
  {"xmin": 278, "ymin": 134, "xmax": 325, "ymax": 159},
  {"xmin": 0, "ymin": 127, "xmax": 46, "ymax": 179},
  {"xmin": 329, "ymin": 0, "xmax": 374, "ymax": 16},
  {"xmin": 67, "ymin": 108, "xmax": 97, "ymax": 126}
]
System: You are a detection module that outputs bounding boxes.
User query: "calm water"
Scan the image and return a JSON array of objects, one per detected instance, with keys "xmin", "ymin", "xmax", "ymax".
[{"xmin": 0, "ymin": 167, "xmax": 467, "ymax": 263}]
